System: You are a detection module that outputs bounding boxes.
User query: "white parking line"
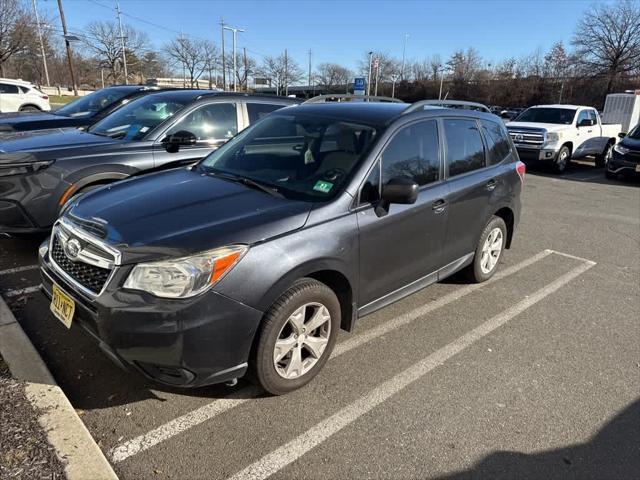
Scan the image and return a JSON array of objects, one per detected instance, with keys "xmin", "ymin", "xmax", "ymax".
[
  {"xmin": 0, "ymin": 264, "xmax": 39, "ymax": 276},
  {"xmin": 110, "ymin": 249, "xmax": 556, "ymax": 463},
  {"xmin": 3, "ymin": 285, "xmax": 41, "ymax": 298},
  {"xmin": 227, "ymin": 259, "xmax": 595, "ymax": 480}
]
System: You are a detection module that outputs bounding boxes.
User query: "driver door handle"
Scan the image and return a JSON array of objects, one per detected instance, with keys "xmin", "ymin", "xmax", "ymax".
[{"xmin": 432, "ymin": 199, "xmax": 446, "ymax": 214}]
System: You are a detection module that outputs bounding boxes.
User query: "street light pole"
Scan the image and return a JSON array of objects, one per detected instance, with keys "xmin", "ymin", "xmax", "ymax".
[
  {"xmin": 56, "ymin": 0, "xmax": 77, "ymax": 96},
  {"xmin": 32, "ymin": 0, "xmax": 50, "ymax": 87},
  {"xmin": 438, "ymin": 67, "xmax": 446, "ymax": 100},
  {"xmin": 367, "ymin": 51, "xmax": 373, "ymax": 96},
  {"xmin": 115, "ymin": 0, "xmax": 128, "ymax": 84},
  {"xmin": 223, "ymin": 25, "xmax": 244, "ymax": 92},
  {"xmin": 220, "ymin": 18, "xmax": 226, "ymax": 90}
]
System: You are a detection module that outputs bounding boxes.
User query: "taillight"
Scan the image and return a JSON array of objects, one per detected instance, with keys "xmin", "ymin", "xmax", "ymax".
[
  {"xmin": 516, "ymin": 161, "xmax": 526, "ymax": 183},
  {"xmin": 41, "ymin": 95, "xmax": 49, "ymax": 100}
]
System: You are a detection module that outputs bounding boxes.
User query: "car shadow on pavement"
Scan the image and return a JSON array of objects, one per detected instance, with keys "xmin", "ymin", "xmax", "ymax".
[{"xmin": 434, "ymin": 398, "xmax": 640, "ymax": 480}]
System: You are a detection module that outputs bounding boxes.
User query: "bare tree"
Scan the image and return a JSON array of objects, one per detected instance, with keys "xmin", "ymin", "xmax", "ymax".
[
  {"xmin": 0, "ymin": 0, "xmax": 31, "ymax": 77},
  {"xmin": 572, "ymin": 0, "xmax": 640, "ymax": 92},
  {"xmin": 202, "ymin": 41, "xmax": 219, "ymax": 89},
  {"xmin": 316, "ymin": 62, "xmax": 352, "ymax": 90},
  {"xmin": 84, "ymin": 21, "xmax": 148, "ymax": 83},
  {"xmin": 235, "ymin": 50, "xmax": 256, "ymax": 90},
  {"xmin": 358, "ymin": 51, "xmax": 400, "ymax": 84},
  {"xmin": 257, "ymin": 53, "xmax": 303, "ymax": 95},
  {"xmin": 165, "ymin": 36, "xmax": 210, "ymax": 87},
  {"xmin": 429, "ymin": 54, "xmax": 443, "ymax": 81}
]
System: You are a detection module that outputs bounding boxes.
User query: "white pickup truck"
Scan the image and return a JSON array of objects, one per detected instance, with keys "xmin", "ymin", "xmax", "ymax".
[{"xmin": 506, "ymin": 105, "xmax": 621, "ymax": 173}]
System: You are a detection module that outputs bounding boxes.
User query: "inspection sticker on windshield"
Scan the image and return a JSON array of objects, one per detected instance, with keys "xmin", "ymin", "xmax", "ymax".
[{"xmin": 313, "ymin": 180, "xmax": 333, "ymax": 193}]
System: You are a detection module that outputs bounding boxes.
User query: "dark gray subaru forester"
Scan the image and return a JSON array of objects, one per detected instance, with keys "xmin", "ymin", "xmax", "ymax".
[{"xmin": 39, "ymin": 102, "xmax": 524, "ymax": 395}]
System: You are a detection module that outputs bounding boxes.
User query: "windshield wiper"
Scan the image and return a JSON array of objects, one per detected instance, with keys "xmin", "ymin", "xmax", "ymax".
[{"xmin": 204, "ymin": 171, "xmax": 283, "ymax": 198}]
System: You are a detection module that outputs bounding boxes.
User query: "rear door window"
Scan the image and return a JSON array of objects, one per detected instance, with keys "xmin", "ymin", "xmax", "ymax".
[
  {"xmin": 480, "ymin": 119, "xmax": 511, "ymax": 165},
  {"xmin": 247, "ymin": 103, "xmax": 285, "ymax": 123},
  {"xmin": 443, "ymin": 118, "xmax": 486, "ymax": 177}
]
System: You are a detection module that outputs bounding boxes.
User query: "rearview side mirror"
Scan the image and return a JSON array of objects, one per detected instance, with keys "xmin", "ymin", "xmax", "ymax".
[
  {"xmin": 163, "ymin": 130, "xmax": 197, "ymax": 153},
  {"xmin": 577, "ymin": 118, "xmax": 593, "ymax": 128},
  {"xmin": 375, "ymin": 176, "xmax": 419, "ymax": 217},
  {"xmin": 618, "ymin": 132, "xmax": 626, "ymax": 139}
]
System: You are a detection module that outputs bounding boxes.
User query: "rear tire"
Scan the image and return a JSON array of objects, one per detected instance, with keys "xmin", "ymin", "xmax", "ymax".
[
  {"xmin": 19, "ymin": 105, "xmax": 41, "ymax": 112},
  {"xmin": 554, "ymin": 146, "xmax": 571, "ymax": 174},
  {"xmin": 466, "ymin": 216, "xmax": 507, "ymax": 283},
  {"xmin": 251, "ymin": 278, "xmax": 340, "ymax": 395}
]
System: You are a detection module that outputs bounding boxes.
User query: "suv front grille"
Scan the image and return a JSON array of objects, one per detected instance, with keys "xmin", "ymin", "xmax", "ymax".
[{"xmin": 51, "ymin": 235, "xmax": 112, "ymax": 294}]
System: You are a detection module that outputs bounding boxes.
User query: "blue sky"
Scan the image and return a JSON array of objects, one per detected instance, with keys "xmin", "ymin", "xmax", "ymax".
[{"xmin": 38, "ymin": 0, "xmax": 610, "ymax": 72}]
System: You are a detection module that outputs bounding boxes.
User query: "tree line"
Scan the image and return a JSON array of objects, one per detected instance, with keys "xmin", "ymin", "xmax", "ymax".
[{"xmin": 0, "ymin": 0, "xmax": 638, "ymax": 109}]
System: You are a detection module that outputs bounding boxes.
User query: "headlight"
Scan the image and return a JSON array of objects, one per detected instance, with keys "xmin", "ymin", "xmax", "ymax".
[
  {"xmin": 0, "ymin": 160, "xmax": 54, "ymax": 177},
  {"xmin": 613, "ymin": 144, "xmax": 630, "ymax": 155},
  {"xmin": 123, "ymin": 245, "xmax": 248, "ymax": 298},
  {"xmin": 545, "ymin": 132, "xmax": 561, "ymax": 143}
]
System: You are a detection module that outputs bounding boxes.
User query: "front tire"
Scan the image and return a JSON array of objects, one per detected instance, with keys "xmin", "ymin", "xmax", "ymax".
[
  {"xmin": 19, "ymin": 105, "xmax": 41, "ymax": 112},
  {"xmin": 554, "ymin": 146, "xmax": 571, "ymax": 174},
  {"xmin": 467, "ymin": 216, "xmax": 507, "ymax": 283},
  {"xmin": 595, "ymin": 142, "xmax": 613, "ymax": 168},
  {"xmin": 251, "ymin": 278, "xmax": 340, "ymax": 395}
]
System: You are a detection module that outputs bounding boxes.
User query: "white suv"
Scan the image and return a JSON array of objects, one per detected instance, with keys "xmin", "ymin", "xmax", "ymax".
[{"xmin": 0, "ymin": 78, "xmax": 51, "ymax": 113}]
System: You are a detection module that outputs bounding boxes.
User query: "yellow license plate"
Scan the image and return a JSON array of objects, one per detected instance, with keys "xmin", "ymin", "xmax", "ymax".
[
  {"xmin": 635, "ymin": 165, "xmax": 640, "ymax": 172},
  {"xmin": 50, "ymin": 283, "xmax": 75, "ymax": 329}
]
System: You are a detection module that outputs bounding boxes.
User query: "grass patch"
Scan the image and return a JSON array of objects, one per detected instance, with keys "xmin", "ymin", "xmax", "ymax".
[{"xmin": 47, "ymin": 95, "xmax": 76, "ymax": 105}]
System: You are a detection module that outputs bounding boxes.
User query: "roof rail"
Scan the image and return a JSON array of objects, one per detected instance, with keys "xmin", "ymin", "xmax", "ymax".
[
  {"xmin": 303, "ymin": 94, "xmax": 404, "ymax": 104},
  {"xmin": 403, "ymin": 99, "xmax": 491, "ymax": 115}
]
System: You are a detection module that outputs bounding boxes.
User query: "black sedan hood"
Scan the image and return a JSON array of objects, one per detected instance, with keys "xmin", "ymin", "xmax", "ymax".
[
  {"xmin": 0, "ymin": 111, "xmax": 57, "ymax": 125},
  {"xmin": 0, "ymin": 111, "xmax": 85, "ymax": 133},
  {"xmin": 621, "ymin": 136, "xmax": 640, "ymax": 151},
  {"xmin": 67, "ymin": 168, "xmax": 313, "ymax": 263},
  {"xmin": 0, "ymin": 128, "xmax": 118, "ymax": 155}
]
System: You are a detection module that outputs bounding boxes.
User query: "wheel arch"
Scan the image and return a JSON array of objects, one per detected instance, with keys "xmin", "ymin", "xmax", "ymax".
[
  {"xmin": 19, "ymin": 103, "xmax": 42, "ymax": 111},
  {"xmin": 493, "ymin": 206, "xmax": 515, "ymax": 249},
  {"xmin": 561, "ymin": 141, "xmax": 573, "ymax": 154}
]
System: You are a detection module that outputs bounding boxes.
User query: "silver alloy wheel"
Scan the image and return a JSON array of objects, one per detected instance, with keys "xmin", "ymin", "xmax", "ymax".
[
  {"xmin": 480, "ymin": 227, "xmax": 503, "ymax": 274},
  {"xmin": 604, "ymin": 144, "xmax": 613, "ymax": 165},
  {"xmin": 557, "ymin": 149, "xmax": 569, "ymax": 170},
  {"xmin": 273, "ymin": 302, "xmax": 332, "ymax": 379}
]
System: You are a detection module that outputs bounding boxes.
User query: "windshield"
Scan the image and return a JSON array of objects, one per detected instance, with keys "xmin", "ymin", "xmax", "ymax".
[
  {"xmin": 514, "ymin": 107, "xmax": 576, "ymax": 125},
  {"xmin": 627, "ymin": 124, "xmax": 640, "ymax": 140},
  {"xmin": 88, "ymin": 94, "xmax": 188, "ymax": 141},
  {"xmin": 55, "ymin": 88, "xmax": 134, "ymax": 118},
  {"xmin": 198, "ymin": 113, "xmax": 379, "ymax": 202}
]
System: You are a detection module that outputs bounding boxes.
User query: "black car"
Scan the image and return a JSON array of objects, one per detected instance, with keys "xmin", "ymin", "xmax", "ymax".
[
  {"xmin": 0, "ymin": 85, "xmax": 160, "ymax": 134},
  {"xmin": 606, "ymin": 123, "xmax": 640, "ymax": 179},
  {"xmin": 0, "ymin": 90, "xmax": 298, "ymax": 233},
  {"xmin": 39, "ymin": 102, "xmax": 524, "ymax": 395}
]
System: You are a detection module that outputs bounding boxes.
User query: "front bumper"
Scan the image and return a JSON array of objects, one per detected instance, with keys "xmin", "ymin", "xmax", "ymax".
[
  {"xmin": 0, "ymin": 169, "xmax": 70, "ymax": 233},
  {"xmin": 514, "ymin": 146, "xmax": 558, "ymax": 163},
  {"xmin": 39, "ymin": 241, "xmax": 264, "ymax": 387},
  {"xmin": 607, "ymin": 151, "xmax": 640, "ymax": 175}
]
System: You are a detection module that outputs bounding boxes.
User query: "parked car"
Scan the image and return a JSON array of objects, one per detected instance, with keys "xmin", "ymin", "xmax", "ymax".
[
  {"xmin": 606, "ymin": 123, "xmax": 640, "ymax": 179},
  {"xmin": 0, "ymin": 85, "xmax": 161, "ymax": 134},
  {"xmin": 507, "ymin": 105, "xmax": 622, "ymax": 173},
  {"xmin": 415, "ymin": 100, "xmax": 492, "ymax": 114},
  {"xmin": 39, "ymin": 102, "xmax": 524, "ymax": 395},
  {"xmin": 0, "ymin": 90, "xmax": 298, "ymax": 234},
  {"xmin": 0, "ymin": 78, "xmax": 51, "ymax": 113}
]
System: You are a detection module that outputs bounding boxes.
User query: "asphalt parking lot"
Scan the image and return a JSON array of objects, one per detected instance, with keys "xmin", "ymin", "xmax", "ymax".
[{"xmin": 1, "ymin": 162, "xmax": 638, "ymax": 480}]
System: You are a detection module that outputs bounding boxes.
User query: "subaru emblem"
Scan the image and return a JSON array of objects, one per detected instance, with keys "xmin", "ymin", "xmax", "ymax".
[{"xmin": 64, "ymin": 238, "xmax": 81, "ymax": 260}]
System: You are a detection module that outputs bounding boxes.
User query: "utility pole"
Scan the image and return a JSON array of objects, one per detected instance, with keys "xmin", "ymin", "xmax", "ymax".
[
  {"xmin": 32, "ymin": 0, "xmax": 50, "ymax": 87},
  {"xmin": 367, "ymin": 51, "xmax": 373, "ymax": 96},
  {"xmin": 223, "ymin": 25, "xmax": 244, "ymax": 92},
  {"xmin": 56, "ymin": 0, "xmax": 77, "ymax": 96},
  {"xmin": 284, "ymin": 49, "xmax": 288, "ymax": 96},
  {"xmin": 374, "ymin": 58, "xmax": 379, "ymax": 96},
  {"xmin": 438, "ymin": 67, "xmax": 445, "ymax": 100},
  {"xmin": 115, "ymin": 0, "xmax": 128, "ymax": 84},
  {"xmin": 220, "ymin": 18, "xmax": 226, "ymax": 90},
  {"xmin": 308, "ymin": 49, "xmax": 312, "ymax": 98}
]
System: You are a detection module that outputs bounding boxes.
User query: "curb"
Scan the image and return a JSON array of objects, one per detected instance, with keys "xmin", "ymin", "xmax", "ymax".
[{"xmin": 0, "ymin": 295, "xmax": 118, "ymax": 480}]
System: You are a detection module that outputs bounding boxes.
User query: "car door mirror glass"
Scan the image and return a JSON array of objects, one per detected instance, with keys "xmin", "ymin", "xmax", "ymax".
[
  {"xmin": 163, "ymin": 130, "xmax": 197, "ymax": 152},
  {"xmin": 381, "ymin": 176, "xmax": 419, "ymax": 205}
]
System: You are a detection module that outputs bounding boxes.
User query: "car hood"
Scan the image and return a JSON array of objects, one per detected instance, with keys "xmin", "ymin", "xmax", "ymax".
[
  {"xmin": 506, "ymin": 122, "xmax": 571, "ymax": 132},
  {"xmin": 621, "ymin": 136, "xmax": 640, "ymax": 151},
  {"xmin": 0, "ymin": 128, "xmax": 119, "ymax": 154},
  {"xmin": 66, "ymin": 167, "xmax": 313, "ymax": 264},
  {"xmin": 0, "ymin": 111, "xmax": 59, "ymax": 126}
]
